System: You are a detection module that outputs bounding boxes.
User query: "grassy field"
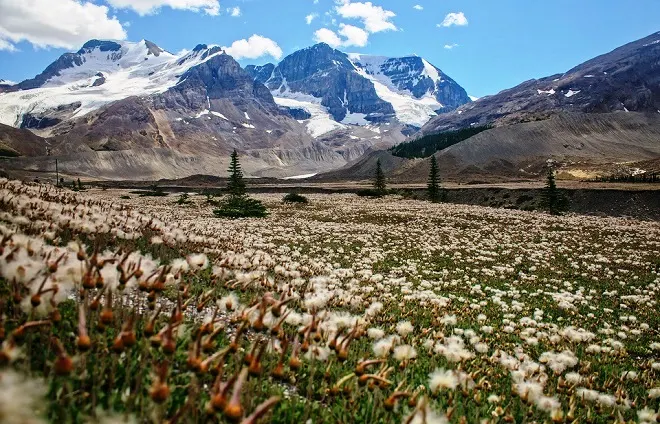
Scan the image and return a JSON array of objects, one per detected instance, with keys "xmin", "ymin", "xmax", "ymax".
[{"xmin": 0, "ymin": 181, "xmax": 659, "ymax": 423}]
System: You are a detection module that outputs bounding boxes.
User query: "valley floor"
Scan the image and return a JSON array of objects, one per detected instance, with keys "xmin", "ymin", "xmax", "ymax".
[{"xmin": 1, "ymin": 183, "xmax": 659, "ymax": 423}]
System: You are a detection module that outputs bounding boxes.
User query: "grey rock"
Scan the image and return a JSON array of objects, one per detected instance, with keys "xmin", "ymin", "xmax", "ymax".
[{"xmin": 420, "ymin": 31, "xmax": 660, "ymax": 135}]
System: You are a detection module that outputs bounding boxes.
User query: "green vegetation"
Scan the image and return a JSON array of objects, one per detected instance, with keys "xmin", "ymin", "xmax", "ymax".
[
  {"xmin": 282, "ymin": 192, "xmax": 309, "ymax": 204},
  {"xmin": 427, "ymin": 155, "xmax": 446, "ymax": 202},
  {"xmin": 373, "ymin": 158, "xmax": 387, "ymax": 196},
  {"xmin": 389, "ymin": 126, "xmax": 491, "ymax": 158},
  {"xmin": 213, "ymin": 150, "xmax": 268, "ymax": 218},
  {"xmin": 130, "ymin": 185, "xmax": 168, "ymax": 197},
  {"xmin": 540, "ymin": 167, "xmax": 569, "ymax": 215},
  {"xmin": 175, "ymin": 193, "xmax": 192, "ymax": 205}
]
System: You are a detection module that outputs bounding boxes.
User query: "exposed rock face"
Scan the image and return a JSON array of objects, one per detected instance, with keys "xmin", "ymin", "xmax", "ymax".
[
  {"xmin": 155, "ymin": 53, "xmax": 278, "ymax": 114},
  {"xmin": 245, "ymin": 63, "xmax": 275, "ymax": 84},
  {"xmin": 20, "ymin": 102, "xmax": 81, "ymax": 130},
  {"xmin": 349, "ymin": 55, "xmax": 470, "ymax": 111},
  {"xmin": 0, "ymin": 123, "xmax": 50, "ymax": 157},
  {"xmin": 420, "ymin": 31, "xmax": 660, "ymax": 135},
  {"xmin": 266, "ymin": 43, "xmax": 395, "ymax": 122}
]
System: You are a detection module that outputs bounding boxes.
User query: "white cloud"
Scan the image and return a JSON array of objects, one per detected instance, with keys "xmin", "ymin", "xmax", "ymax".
[
  {"xmin": 336, "ymin": 1, "xmax": 397, "ymax": 33},
  {"xmin": 314, "ymin": 28, "xmax": 343, "ymax": 48},
  {"xmin": 227, "ymin": 6, "xmax": 241, "ymax": 17},
  {"xmin": 315, "ymin": 24, "xmax": 369, "ymax": 48},
  {"xmin": 439, "ymin": 12, "xmax": 468, "ymax": 27},
  {"xmin": 105, "ymin": 0, "xmax": 220, "ymax": 16},
  {"xmin": 222, "ymin": 34, "xmax": 283, "ymax": 60},
  {"xmin": 413, "ymin": 5, "xmax": 423, "ymax": 11},
  {"xmin": 338, "ymin": 24, "xmax": 369, "ymax": 47},
  {"xmin": 305, "ymin": 13, "xmax": 318, "ymax": 25},
  {"xmin": 0, "ymin": 0, "xmax": 127, "ymax": 51},
  {"xmin": 0, "ymin": 38, "xmax": 17, "ymax": 52},
  {"xmin": 444, "ymin": 43, "xmax": 458, "ymax": 49}
]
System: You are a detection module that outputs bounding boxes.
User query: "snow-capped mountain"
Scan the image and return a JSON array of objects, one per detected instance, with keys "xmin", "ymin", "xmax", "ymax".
[
  {"xmin": 0, "ymin": 38, "xmax": 469, "ymax": 180},
  {"xmin": 0, "ymin": 40, "xmax": 239, "ymax": 129},
  {"xmin": 245, "ymin": 43, "xmax": 470, "ymax": 137},
  {"xmin": 0, "ymin": 39, "xmax": 354, "ymax": 179}
]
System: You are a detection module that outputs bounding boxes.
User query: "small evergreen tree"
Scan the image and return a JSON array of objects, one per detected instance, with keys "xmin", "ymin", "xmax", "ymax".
[
  {"xmin": 77, "ymin": 178, "xmax": 83, "ymax": 190},
  {"xmin": 541, "ymin": 165, "xmax": 568, "ymax": 215},
  {"xmin": 227, "ymin": 150, "xmax": 246, "ymax": 197},
  {"xmin": 374, "ymin": 158, "xmax": 387, "ymax": 195},
  {"xmin": 214, "ymin": 150, "xmax": 267, "ymax": 218},
  {"xmin": 427, "ymin": 155, "xmax": 445, "ymax": 202}
]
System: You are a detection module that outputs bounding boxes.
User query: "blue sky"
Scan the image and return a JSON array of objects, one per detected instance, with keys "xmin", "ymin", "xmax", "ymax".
[{"xmin": 0, "ymin": 0, "xmax": 658, "ymax": 97}]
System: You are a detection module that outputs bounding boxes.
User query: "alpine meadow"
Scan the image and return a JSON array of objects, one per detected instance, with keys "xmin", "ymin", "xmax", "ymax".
[{"xmin": 0, "ymin": 0, "xmax": 659, "ymax": 423}]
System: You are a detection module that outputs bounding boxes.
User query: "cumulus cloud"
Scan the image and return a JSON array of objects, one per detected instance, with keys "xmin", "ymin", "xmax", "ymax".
[
  {"xmin": 0, "ymin": 0, "xmax": 127, "ymax": 51},
  {"xmin": 444, "ymin": 43, "xmax": 459, "ymax": 50},
  {"xmin": 314, "ymin": 28, "xmax": 343, "ymax": 48},
  {"xmin": 413, "ymin": 5, "xmax": 423, "ymax": 11},
  {"xmin": 439, "ymin": 12, "xmax": 468, "ymax": 27},
  {"xmin": 338, "ymin": 24, "xmax": 369, "ymax": 47},
  {"xmin": 315, "ymin": 24, "xmax": 369, "ymax": 48},
  {"xmin": 227, "ymin": 6, "xmax": 241, "ymax": 17},
  {"xmin": 105, "ymin": 0, "xmax": 220, "ymax": 16},
  {"xmin": 0, "ymin": 38, "xmax": 17, "ymax": 52},
  {"xmin": 306, "ymin": 13, "xmax": 318, "ymax": 25},
  {"xmin": 335, "ymin": 1, "xmax": 397, "ymax": 33},
  {"xmin": 222, "ymin": 34, "xmax": 283, "ymax": 60}
]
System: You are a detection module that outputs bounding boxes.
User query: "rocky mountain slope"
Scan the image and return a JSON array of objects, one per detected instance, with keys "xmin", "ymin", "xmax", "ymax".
[
  {"xmin": 0, "ymin": 40, "xmax": 352, "ymax": 179},
  {"xmin": 420, "ymin": 31, "xmax": 660, "ymax": 135},
  {"xmin": 247, "ymin": 43, "xmax": 470, "ymax": 134},
  {"xmin": 325, "ymin": 112, "xmax": 660, "ymax": 182},
  {"xmin": 0, "ymin": 39, "xmax": 470, "ymax": 180}
]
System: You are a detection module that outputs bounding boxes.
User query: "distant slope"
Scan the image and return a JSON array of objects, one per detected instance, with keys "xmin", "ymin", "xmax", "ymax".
[
  {"xmin": 327, "ymin": 112, "xmax": 660, "ymax": 182},
  {"xmin": 0, "ymin": 123, "xmax": 49, "ymax": 157},
  {"xmin": 314, "ymin": 149, "xmax": 408, "ymax": 181},
  {"xmin": 420, "ymin": 31, "xmax": 660, "ymax": 135},
  {"xmin": 403, "ymin": 112, "xmax": 660, "ymax": 180}
]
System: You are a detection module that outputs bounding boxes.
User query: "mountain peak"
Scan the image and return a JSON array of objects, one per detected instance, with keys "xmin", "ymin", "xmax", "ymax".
[{"xmin": 77, "ymin": 39, "xmax": 122, "ymax": 55}]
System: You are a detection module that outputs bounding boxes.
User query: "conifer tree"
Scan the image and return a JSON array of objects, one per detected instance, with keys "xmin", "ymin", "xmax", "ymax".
[
  {"xmin": 214, "ymin": 150, "xmax": 267, "ymax": 218},
  {"xmin": 541, "ymin": 165, "xmax": 568, "ymax": 215},
  {"xmin": 374, "ymin": 158, "xmax": 387, "ymax": 195},
  {"xmin": 227, "ymin": 150, "xmax": 246, "ymax": 197},
  {"xmin": 427, "ymin": 155, "xmax": 444, "ymax": 202}
]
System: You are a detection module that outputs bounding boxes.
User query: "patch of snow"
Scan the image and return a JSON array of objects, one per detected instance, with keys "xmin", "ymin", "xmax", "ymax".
[
  {"xmin": 347, "ymin": 55, "xmax": 442, "ymax": 128},
  {"xmin": 210, "ymin": 111, "xmax": 228, "ymax": 120},
  {"xmin": 266, "ymin": 130, "xmax": 273, "ymax": 134},
  {"xmin": 624, "ymin": 107, "xmax": 629, "ymax": 112},
  {"xmin": 241, "ymin": 123, "xmax": 255, "ymax": 129},
  {"xmin": 0, "ymin": 40, "xmax": 226, "ymax": 126},
  {"xmin": 457, "ymin": 110, "xmax": 463, "ymax": 115},
  {"xmin": 468, "ymin": 95, "xmax": 479, "ymax": 101},
  {"xmin": 244, "ymin": 111, "xmax": 251, "ymax": 120},
  {"xmin": 342, "ymin": 112, "xmax": 369, "ymax": 125},
  {"xmin": 630, "ymin": 168, "xmax": 646, "ymax": 176},
  {"xmin": 537, "ymin": 89, "xmax": 556, "ymax": 96},
  {"xmin": 565, "ymin": 90, "xmax": 580, "ymax": 98},
  {"xmin": 643, "ymin": 40, "xmax": 660, "ymax": 47},
  {"xmin": 282, "ymin": 173, "xmax": 317, "ymax": 180},
  {"xmin": 273, "ymin": 90, "xmax": 346, "ymax": 137},
  {"xmin": 584, "ymin": 75, "xmax": 595, "ymax": 78}
]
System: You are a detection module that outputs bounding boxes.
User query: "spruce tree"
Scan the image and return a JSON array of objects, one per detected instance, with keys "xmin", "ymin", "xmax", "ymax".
[
  {"xmin": 227, "ymin": 150, "xmax": 246, "ymax": 197},
  {"xmin": 374, "ymin": 158, "xmax": 387, "ymax": 195},
  {"xmin": 214, "ymin": 150, "xmax": 268, "ymax": 218},
  {"xmin": 541, "ymin": 166, "xmax": 568, "ymax": 215},
  {"xmin": 427, "ymin": 155, "xmax": 444, "ymax": 202}
]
